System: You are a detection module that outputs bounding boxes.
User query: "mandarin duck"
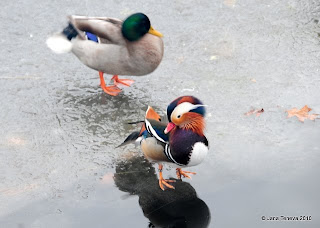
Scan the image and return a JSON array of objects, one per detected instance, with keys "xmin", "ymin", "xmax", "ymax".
[
  {"xmin": 119, "ymin": 96, "xmax": 209, "ymax": 190},
  {"xmin": 47, "ymin": 13, "xmax": 164, "ymax": 96}
]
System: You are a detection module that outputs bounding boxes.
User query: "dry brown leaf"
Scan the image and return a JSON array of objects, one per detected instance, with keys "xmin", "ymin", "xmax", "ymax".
[
  {"xmin": 176, "ymin": 56, "xmax": 184, "ymax": 64},
  {"xmin": 286, "ymin": 105, "xmax": 319, "ymax": 122},
  {"xmin": 7, "ymin": 137, "xmax": 26, "ymax": 146},
  {"xmin": 101, "ymin": 173, "xmax": 114, "ymax": 184},
  {"xmin": 224, "ymin": 0, "xmax": 237, "ymax": 7},
  {"xmin": 0, "ymin": 184, "xmax": 38, "ymax": 196},
  {"xmin": 245, "ymin": 108, "xmax": 264, "ymax": 117}
]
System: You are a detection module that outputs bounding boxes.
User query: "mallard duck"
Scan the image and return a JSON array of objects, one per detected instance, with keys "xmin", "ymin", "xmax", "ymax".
[
  {"xmin": 119, "ymin": 96, "xmax": 209, "ymax": 190},
  {"xmin": 47, "ymin": 13, "xmax": 164, "ymax": 96}
]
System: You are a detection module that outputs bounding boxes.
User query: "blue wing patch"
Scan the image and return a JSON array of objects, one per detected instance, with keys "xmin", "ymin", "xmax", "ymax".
[
  {"xmin": 141, "ymin": 130, "xmax": 149, "ymax": 138},
  {"xmin": 85, "ymin": 32, "xmax": 99, "ymax": 43}
]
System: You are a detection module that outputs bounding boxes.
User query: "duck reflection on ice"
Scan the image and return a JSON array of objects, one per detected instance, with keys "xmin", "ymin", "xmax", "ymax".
[{"xmin": 114, "ymin": 155, "xmax": 211, "ymax": 228}]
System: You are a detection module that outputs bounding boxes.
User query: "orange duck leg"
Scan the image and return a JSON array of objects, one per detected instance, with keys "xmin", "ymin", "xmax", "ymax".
[
  {"xmin": 111, "ymin": 75, "xmax": 134, "ymax": 87},
  {"xmin": 99, "ymin": 72, "xmax": 121, "ymax": 96},
  {"xmin": 158, "ymin": 164, "xmax": 175, "ymax": 191}
]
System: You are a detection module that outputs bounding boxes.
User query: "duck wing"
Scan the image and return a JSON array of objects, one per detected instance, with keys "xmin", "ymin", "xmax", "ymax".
[
  {"xmin": 144, "ymin": 119, "xmax": 169, "ymax": 143},
  {"xmin": 117, "ymin": 107, "xmax": 166, "ymax": 148},
  {"xmin": 117, "ymin": 118, "xmax": 168, "ymax": 148},
  {"xmin": 68, "ymin": 15, "xmax": 125, "ymax": 45}
]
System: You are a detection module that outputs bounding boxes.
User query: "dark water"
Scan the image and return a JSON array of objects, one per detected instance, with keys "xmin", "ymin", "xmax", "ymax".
[{"xmin": 0, "ymin": 0, "xmax": 320, "ymax": 227}]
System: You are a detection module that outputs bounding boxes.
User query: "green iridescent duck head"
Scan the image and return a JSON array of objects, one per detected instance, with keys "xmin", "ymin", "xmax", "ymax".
[{"xmin": 122, "ymin": 13, "xmax": 163, "ymax": 41}]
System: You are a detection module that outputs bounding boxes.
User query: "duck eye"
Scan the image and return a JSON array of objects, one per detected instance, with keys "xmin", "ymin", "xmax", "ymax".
[
  {"xmin": 177, "ymin": 115, "xmax": 181, "ymax": 119},
  {"xmin": 158, "ymin": 118, "xmax": 162, "ymax": 121}
]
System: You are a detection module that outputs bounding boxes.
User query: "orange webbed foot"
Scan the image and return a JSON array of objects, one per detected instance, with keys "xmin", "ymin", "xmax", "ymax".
[
  {"xmin": 176, "ymin": 168, "xmax": 196, "ymax": 180},
  {"xmin": 158, "ymin": 164, "xmax": 175, "ymax": 191},
  {"xmin": 111, "ymin": 75, "xmax": 135, "ymax": 87},
  {"xmin": 159, "ymin": 177, "xmax": 175, "ymax": 191},
  {"xmin": 101, "ymin": 85, "xmax": 121, "ymax": 96},
  {"xmin": 99, "ymin": 72, "xmax": 121, "ymax": 96}
]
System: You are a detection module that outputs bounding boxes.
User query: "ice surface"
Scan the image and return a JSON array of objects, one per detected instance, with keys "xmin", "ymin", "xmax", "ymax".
[{"xmin": 0, "ymin": 0, "xmax": 319, "ymax": 227}]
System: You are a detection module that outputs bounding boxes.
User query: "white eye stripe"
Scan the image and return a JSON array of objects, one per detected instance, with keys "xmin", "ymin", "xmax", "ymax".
[{"xmin": 171, "ymin": 102, "xmax": 206, "ymax": 120}]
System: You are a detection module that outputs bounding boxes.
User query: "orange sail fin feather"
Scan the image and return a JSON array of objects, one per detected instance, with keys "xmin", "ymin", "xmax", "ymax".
[
  {"xmin": 145, "ymin": 106, "xmax": 161, "ymax": 120},
  {"xmin": 138, "ymin": 106, "xmax": 162, "ymax": 136}
]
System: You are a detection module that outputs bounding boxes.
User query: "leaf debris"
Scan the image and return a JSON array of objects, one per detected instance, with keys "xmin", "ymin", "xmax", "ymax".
[
  {"xmin": 245, "ymin": 108, "xmax": 264, "ymax": 117},
  {"xmin": 286, "ymin": 105, "xmax": 319, "ymax": 122}
]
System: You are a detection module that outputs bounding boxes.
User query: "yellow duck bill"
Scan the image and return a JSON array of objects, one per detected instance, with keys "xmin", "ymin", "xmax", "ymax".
[{"xmin": 148, "ymin": 26, "xmax": 163, "ymax": 37}]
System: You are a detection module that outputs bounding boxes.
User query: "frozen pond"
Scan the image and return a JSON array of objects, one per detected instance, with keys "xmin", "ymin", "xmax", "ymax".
[{"xmin": 0, "ymin": 0, "xmax": 319, "ymax": 227}]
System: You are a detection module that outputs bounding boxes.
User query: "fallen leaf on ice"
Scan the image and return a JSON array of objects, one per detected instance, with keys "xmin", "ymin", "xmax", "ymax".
[
  {"xmin": 245, "ymin": 108, "xmax": 264, "ymax": 117},
  {"xmin": 176, "ymin": 56, "xmax": 184, "ymax": 63},
  {"xmin": 224, "ymin": 0, "xmax": 237, "ymax": 7},
  {"xmin": 0, "ymin": 184, "xmax": 38, "ymax": 196},
  {"xmin": 7, "ymin": 137, "xmax": 26, "ymax": 146},
  {"xmin": 286, "ymin": 105, "xmax": 319, "ymax": 122},
  {"xmin": 101, "ymin": 173, "xmax": 114, "ymax": 184}
]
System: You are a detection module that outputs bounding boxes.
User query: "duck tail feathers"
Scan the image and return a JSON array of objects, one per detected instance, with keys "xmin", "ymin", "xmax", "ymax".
[
  {"xmin": 61, "ymin": 23, "xmax": 78, "ymax": 40},
  {"xmin": 116, "ymin": 131, "xmax": 141, "ymax": 148},
  {"xmin": 46, "ymin": 23, "xmax": 78, "ymax": 54}
]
